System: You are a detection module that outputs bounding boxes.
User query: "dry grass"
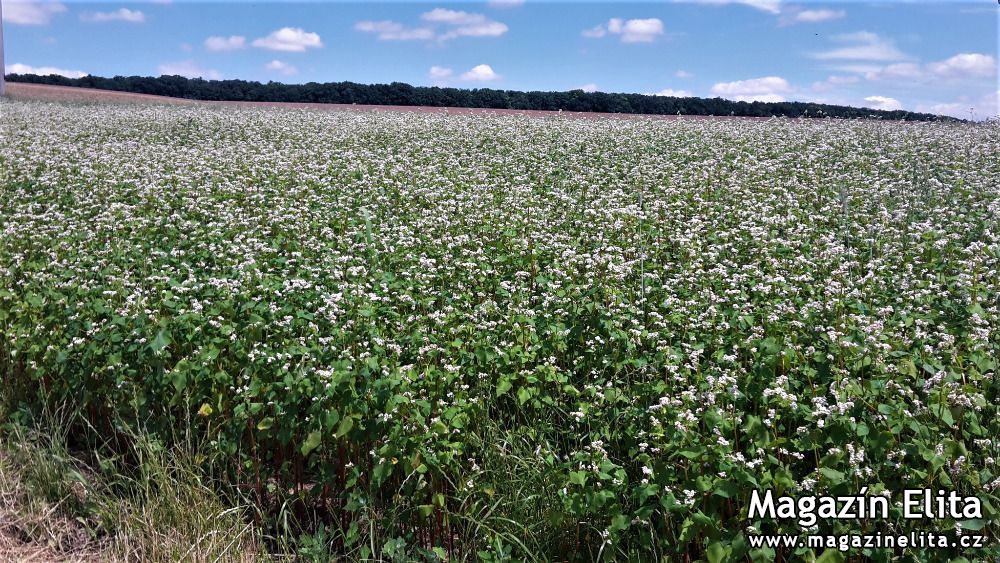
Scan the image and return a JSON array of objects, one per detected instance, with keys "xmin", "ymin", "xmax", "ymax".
[
  {"xmin": 0, "ymin": 420, "xmax": 273, "ymax": 562},
  {"xmin": 0, "ymin": 431, "xmax": 105, "ymax": 562}
]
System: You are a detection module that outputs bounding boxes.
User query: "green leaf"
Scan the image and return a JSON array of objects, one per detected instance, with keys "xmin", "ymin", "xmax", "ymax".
[
  {"xmin": 150, "ymin": 329, "xmax": 171, "ymax": 353},
  {"xmin": 496, "ymin": 378, "xmax": 513, "ymax": 397},
  {"xmin": 713, "ymin": 480, "xmax": 739, "ymax": 499},
  {"xmin": 816, "ymin": 549, "xmax": 845, "ymax": 563},
  {"xmin": 706, "ymin": 542, "xmax": 728, "ymax": 563},
  {"xmin": 256, "ymin": 417, "xmax": 274, "ymax": 431},
  {"xmin": 517, "ymin": 387, "xmax": 532, "ymax": 405},
  {"xmin": 819, "ymin": 467, "xmax": 845, "ymax": 484},
  {"xmin": 301, "ymin": 430, "xmax": 322, "ymax": 456},
  {"xmin": 958, "ymin": 519, "xmax": 986, "ymax": 531},
  {"xmin": 336, "ymin": 416, "xmax": 354, "ymax": 438}
]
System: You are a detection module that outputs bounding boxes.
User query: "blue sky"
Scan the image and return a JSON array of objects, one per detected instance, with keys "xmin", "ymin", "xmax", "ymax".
[{"xmin": 3, "ymin": 1, "xmax": 997, "ymax": 117}]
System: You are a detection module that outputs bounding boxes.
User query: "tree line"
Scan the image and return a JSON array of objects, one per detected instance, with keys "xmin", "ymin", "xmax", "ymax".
[{"xmin": 6, "ymin": 73, "xmax": 949, "ymax": 121}]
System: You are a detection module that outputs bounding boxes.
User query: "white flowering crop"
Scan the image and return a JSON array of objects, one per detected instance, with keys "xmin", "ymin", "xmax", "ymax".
[{"xmin": 1, "ymin": 99, "xmax": 998, "ymax": 559}]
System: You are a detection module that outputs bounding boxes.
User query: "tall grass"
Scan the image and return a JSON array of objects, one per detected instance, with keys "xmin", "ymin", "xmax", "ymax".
[{"xmin": 0, "ymin": 404, "xmax": 271, "ymax": 561}]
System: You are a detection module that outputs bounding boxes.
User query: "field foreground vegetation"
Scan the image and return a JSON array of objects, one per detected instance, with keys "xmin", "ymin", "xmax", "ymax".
[{"xmin": 0, "ymin": 99, "xmax": 998, "ymax": 561}]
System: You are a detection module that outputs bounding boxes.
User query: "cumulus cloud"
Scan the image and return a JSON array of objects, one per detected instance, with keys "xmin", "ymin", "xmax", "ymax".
[
  {"xmin": 619, "ymin": 19, "xmax": 665, "ymax": 43},
  {"xmin": 204, "ymin": 35, "xmax": 246, "ymax": 52},
  {"xmin": 691, "ymin": 0, "xmax": 782, "ymax": 15},
  {"xmin": 575, "ymin": 83, "xmax": 599, "ymax": 93},
  {"xmin": 429, "ymin": 66, "xmax": 454, "ymax": 78},
  {"xmin": 862, "ymin": 53, "xmax": 996, "ymax": 83},
  {"xmin": 440, "ymin": 21, "xmax": 508, "ymax": 39},
  {"xmin": 252, "ymin": 27, "xmax": 323, "ymax": 52},
  {"xmin": 421, "ymin": 8, "xmax": 483, "ymax": 25},
  {"xmin": 863, "ymin": 95, "xmax": 902, "ymax": 111},
  {"xmin": 8, "ymin": 62, "xmax": 86, "ymax": 78},
  {"xmin": 3, "ymin": 1, "xmax": 66, "ymax": 25},
  {"xmin": 650, "ymin": 88, "xmax": 693, "ymax": 97},
  {"xmin": 356, "ymin": 9, "xmax": 507, "ymax": 42},
  {"xmin": 793, "ymin": 9, "xmax": 845, "ymax": 23},
  {"xmin": 158, "ymin": 60, "xmax": 222, "ymax": 80},
  {"xmin": 710, "ymin": 76, "xmax": 790, "ymax": 102},
  {"xmin": 675, "ymin": 70, "xmax": 693, "ymax": 79},
  {"xmin": 863, "ymin": 62, "xmax": 923, "ymax": 81},
  {"xmin": 814, "ymin": 32, "xmax": 908, "ymax": 62},
  {"xmin": 583, "ymin": 17, "xmax": 664, "ymax": 43},
  {"xmin": 928, "ymin": 53, "xmax": 996, "ymax": 78},
  {"xmin": 354, "ymin": 21, "xmax": 434, "ymax": 41},
  {"xmin": 460, "ymin": 64, "xmax": 500, "ymax": 81},
  {"xmin": 421, "ymin": 9, "xmax": 508, "ymax": 40},
  {"xmin": 916, "ymin": 91, "xmax": 998, "ymax": 120},
  {"xmin": 80, "ymin": 8, "xmax": 145, "ymax": 23},
  {"xmin": 265, "ymin": 60, "xmax": 297, "ymax": 76}
]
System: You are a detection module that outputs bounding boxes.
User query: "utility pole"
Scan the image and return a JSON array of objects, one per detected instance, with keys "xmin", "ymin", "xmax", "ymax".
[{"xmin": 1, "ymin": 0, "xmax": 6, "ymax": 97}]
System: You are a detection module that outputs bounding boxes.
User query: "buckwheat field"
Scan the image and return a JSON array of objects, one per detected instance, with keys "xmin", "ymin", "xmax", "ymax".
[{"xmin": 1, "ymin": 99, "xmax": 998, "ymax": 561}]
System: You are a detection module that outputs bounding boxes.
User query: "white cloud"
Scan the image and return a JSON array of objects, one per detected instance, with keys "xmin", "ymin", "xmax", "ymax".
[
  {"xmin": 581, "ymin": 25, "xmax": 607, "ymax": 39},
  {"xmin": 691, "ymin": 0, "xmax": 782, "ymax": 15},
  {"xmin": 576, "ymin": 83, "xmax": 599, "ymax": 93},
  {"xmin": 265, "ymin": 60, "xmax": 297, "ymax": 76},
  {"xmin": 80, "ymin": 8, "xmax": 145, "ymax": 23},
  {"xmin": 252, "ymin": 27, "xmax": 323, "ymax": 52},
  {"xmin": 793, "ymin": 9, "xmax": 845, "ymax": 23},
  {"xmin": 429, "ymin": 66, "xmax": 453, "ymax": 78},
  {"xmin": 918, "ymin": 102, "xmax": 974, "ymax": 119},
  {"xmin": 8, "ymin": 62, "xmax": 86, "ymax": 78},
  {"xmin": 916, "ymin": 91, "xmax": 998, "ymax": 120},
  {"xmin": 439, "ymin": 21, "xmax": 508, "ymax": 39},
  {"xmin": 488, "ymin": 0, "xmax": 524, "ymax": 7},
  {"xmin": 204, "ymin": 35, "xmax": 246, "ymax": 52},
  {"xmin": 621, "ymin": 19, "xmax": 665, "ymax": 43},
  {"xmin": 158, "ymin": 60, "xmax": 222, "ymax": 80},
  {"xmin": 736, "ymin": 0, "xmax": 782, "ymax": 13},
  {"xmin": 358, "ymin": 9, "xmax": 507, "ymax": 42},
  {"xmin": 421, "ymin": 8, "xmax": 484, "ymax": 25},
  {"xmin": 863, "ymin": 95, "xmax": 902, "ymax": 111},
  {"xmin": 650, "ymin": 88, "xmax": 693, "ymax": 97},
  {"xmin": 863, "ymin": 62, "xmax": 923, "ymax": 81},
  {"xmin": 3, "ymin": 2, "xmax": 66, "ymax": 25},
  {"xmin": 675, "ymin": 70, "xmax": 693, "ymax": 79},
  {"xmin": 460, "ymin": 64, "xmax": 500, "ymax": 81},
  {"xmin": 354, "ymin": 21, "xmax": 435, "ymax": 41},
  {"xmin": 739, "ymin": 94, "xmax": 786, "ymax": 103},
  {"xmin": 421, "ymin": 9, "xmax": 508, "ymax": 40},
  {"xmin": 814, "ymin": 31, "xmax": 907, "ymax": 62},
  {"xmin": 583, "ymin": 17, "xmax": 664, "ymax": 43},
  {"xmin": 861, "ymin": 53, "xmax": 996, "ymax": 83},
  {"xmin": 710, "ymin": 76, "xmax": 790, "ymax": 102},
  {"xmin": 928, "ymin": 53, "xmax": 996, "ymax": 78}
]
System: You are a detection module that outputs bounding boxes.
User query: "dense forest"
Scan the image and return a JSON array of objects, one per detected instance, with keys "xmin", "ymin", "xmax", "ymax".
[{"xmin": 6, "ymin": 73, "xmax": 949, "ymax": 121}]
